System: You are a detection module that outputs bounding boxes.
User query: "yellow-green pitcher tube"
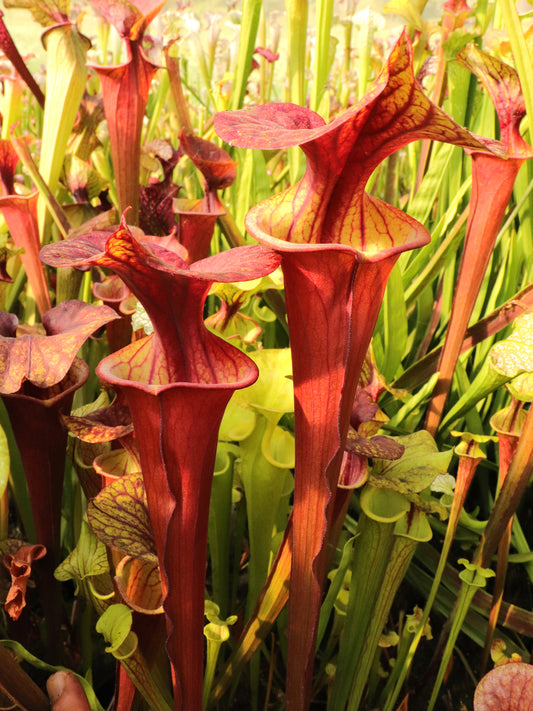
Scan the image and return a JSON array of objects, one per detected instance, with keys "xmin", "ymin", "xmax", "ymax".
[
  {"xmin": 1, "ymin": 76, "xmax": 24, "ymax": 141},
  {"xmin": 38, "ymin": 23, "xmax": 90, "ymax": 245}
]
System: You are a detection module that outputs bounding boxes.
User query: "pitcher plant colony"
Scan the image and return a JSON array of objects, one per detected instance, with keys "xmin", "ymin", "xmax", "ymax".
[{"xmin": 0, "ymin": 1, "xmax": 532, "ymax": 710}]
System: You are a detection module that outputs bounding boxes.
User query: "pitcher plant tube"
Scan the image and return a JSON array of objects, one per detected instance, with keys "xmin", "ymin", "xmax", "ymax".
[
  {"xmin": 425, "ymin": 45, "xmax": 533, "ymax": 435},
  {"xmin": 87, "ymin": 0, "xmax": 165, "ymax": 223},
  {"xmin": 8, "ymin": 0, "xmax": 90, "ymax": 245},
  {"xmin": 175, "ymin": 130, "xmax": 237, "ymax": 263},
  {"xmin": 40, "ymin": 215, "xmax": 280, "ymax": 710},
  {"xmin": 214, "ymin": 29, "xmax": 497, "ymax": 710},
  {"xmin": 0, "ymin": 139, "xmax": 51, "ymax": 316}
]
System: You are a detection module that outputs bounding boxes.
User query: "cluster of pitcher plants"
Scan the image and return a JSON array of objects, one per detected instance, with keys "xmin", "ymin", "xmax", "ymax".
[{"xmin": 0, "ymin": 0, "xmax": 533, "ymax": 709}]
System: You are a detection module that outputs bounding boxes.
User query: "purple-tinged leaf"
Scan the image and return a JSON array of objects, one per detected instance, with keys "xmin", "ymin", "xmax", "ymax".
[
  {"xmin": 62, "ymin": 400, "xmax": 133, "ymax": 442},
  {"xmin": 174, "ymin": 131, "xmax": 237, "ymax": 261},
  {"xmin": 180, "ymin": 130, "xmax": 237, "ymax": 193},
  {"xmin": 139, "ymin": 182, "xmax": 179, "ymax": 237},
  {"xmin": 92, "ymin": 274, "xmax": 134, "ymax": 352},
  {"xmin": 474, "ymin": 663, "xmax": 533, "ymax": 710},
  {"xmin": 0, "ymin": 300, "xmax": 119, "ymax": 394},
  {"xmin": 337, "ymin": 450, "xmax": 369, "ymax": 489},
  {"xmin": 88, "ymin": 472, "xmax": 156, "ymax": 563}
]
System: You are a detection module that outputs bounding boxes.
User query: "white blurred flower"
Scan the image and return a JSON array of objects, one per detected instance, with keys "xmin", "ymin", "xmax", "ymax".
[
  {"xmin": 431, "ymin": 473, "xmax": 456, "ymax": 496},
  {"xmin": 132, "ymin": 302, "xmax": 154, "ymax": 335}
]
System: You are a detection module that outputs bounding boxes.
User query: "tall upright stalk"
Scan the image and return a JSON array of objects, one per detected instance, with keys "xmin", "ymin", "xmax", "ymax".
[{"xmin": 427, "ymin": 405, "xmax": 533, "ymax": 710}]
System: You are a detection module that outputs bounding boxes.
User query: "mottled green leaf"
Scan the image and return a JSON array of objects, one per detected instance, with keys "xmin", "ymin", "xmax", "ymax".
[
  {"xmin": 346, "ymin": 429, "xmax": 404, "ymax": 460},
  {"xmin": 508, "ymin": 372, "xmax": 533, "ymax": 402},
  {"xmin": 490, "ymin": 312, "xmax": 533, "ymax": 378},
  {"xmin": 55, "ymin": 519, "xmax": 109, "ymax": 583},
  {"xmin": 369, "ymin": 430, "xmax": 452, "ymax": 494},
  {"xmin": 4, "ymin": 0, "xmax": 68, "ymax": 26}
]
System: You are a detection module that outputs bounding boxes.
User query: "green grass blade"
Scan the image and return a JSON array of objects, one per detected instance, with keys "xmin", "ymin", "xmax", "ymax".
[
  {"xmin": 499, "ymin": 0, "xmax": 533, "ymax": 144},
  {"xmin": 229, "ymin": 0, "xmax": 263, "ymax": 111},
  {"xmin": 310, "ymin": 0, "xmax": 333, "ymax": 112},
  {"xmin": 0, "ymin": 399, "xmax": 34, "ymax": 541},
  {"xmin": 380, "ymin": 262, "xmax": 408, "ymax": 382}
]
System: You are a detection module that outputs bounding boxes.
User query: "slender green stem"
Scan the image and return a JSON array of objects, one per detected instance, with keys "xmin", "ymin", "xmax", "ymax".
[
  {"xmin": 427, "ymin": 582, "xmax": 477, "ymax": 711},
  {"xmin": 144, "ymin": 70, "xmax": 170, "ymax": 145},
  {"xmin": 310, "ymin": 0, "xmax": 333, "ymax": 112},
  {"xmin": 203, "ymin": 640, "xmax": 222, "ymax": 710},
  {"xmin": 0, "ymin": 400, "xmax": 34, "ymax": 542},
  {"xmin": 285, "ymin": 0, "xmax": 308, "ymax": 182},
  {"xmin": 5, "ymin": 267, "xmax": 26, "ymax": 314},
  {"xmin": 481, "ymin": 519, "xmax": 512, "ymax": 672},
  {"xmin": 0, "ymin": 488, "xmax": 8, "ymax": 541}
]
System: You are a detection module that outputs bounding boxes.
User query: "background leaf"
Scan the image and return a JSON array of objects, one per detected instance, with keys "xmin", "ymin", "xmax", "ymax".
[
  {"xmin": 87, "ymin": 471, "xmax": 157, "ymax": 562},
  {"xmin": 474, "ymin": 663, "xmax": 533, "ymax": 710}
]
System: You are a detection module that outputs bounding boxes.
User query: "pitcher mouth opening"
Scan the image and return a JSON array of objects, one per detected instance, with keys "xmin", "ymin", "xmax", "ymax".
[{"xmin": 96, "ymin": 333, "xmax": 259, "ymax": 395}]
